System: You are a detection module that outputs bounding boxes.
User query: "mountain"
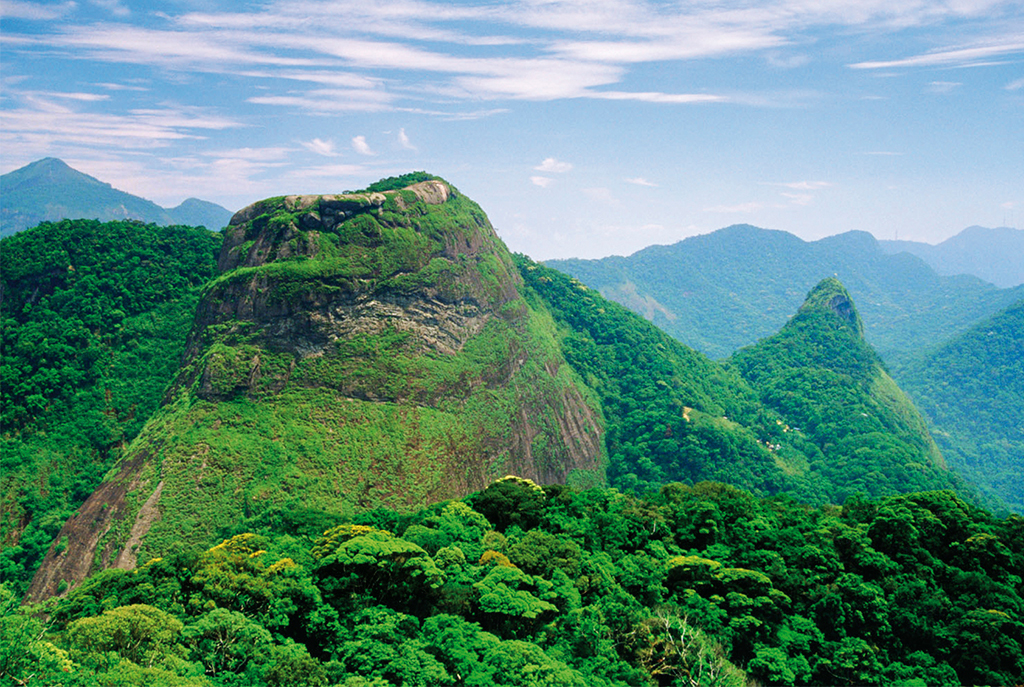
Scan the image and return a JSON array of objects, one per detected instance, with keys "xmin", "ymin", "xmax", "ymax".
[
  {"xmin": 547, "ymin": 225, "xmax": 1024, "ymax": 362},
  {"xmin": 729, "ymin": 278, "xmax": 959, "ymax": 504},
  {"xmin": 11, "ymin": 180, "xmax": 965, "ymax": 602},
  {"xmin": 23, "ymin": 175, "xmax": 606, "ymax": 598},
  {"xmin": 0, "ymin": 158, "xmax": 233, "ymax": 236},
  {"xmin": 881, "ymin": 226, "xmax": 1024, "ymax": 288},
  {"xmin": 893, "ymin": 299, "xmax": 1024, "ymax": 512}
]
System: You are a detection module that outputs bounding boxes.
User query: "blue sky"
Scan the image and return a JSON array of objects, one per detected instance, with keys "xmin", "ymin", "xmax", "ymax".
[{"xmin": 1, "ymin": 0, "xmax": 1022, "ymax": 259}]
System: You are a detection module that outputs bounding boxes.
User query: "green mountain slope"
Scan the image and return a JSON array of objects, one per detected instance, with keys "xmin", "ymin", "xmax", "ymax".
[
  {"xmin": 516, "ymin": 257, "xmax": 823, "ymax": 500},
  {"xmin": 25, "ymin": 175, "xmax": 608, "ymax": 599},
  {"xmin": 13, "ymin": 180, "xmax": 970, "ymax": 603},
  {"xmin": 548, "ymin": 224, "xmax": 1024, "ymax": 361},
  {"xmin": 0, "ymin": 158, "xmax": 233, "ymax": 237},
  {"xmin": 729, "ymin": 278, "xmax": 963, "ymax": 502},
  {"xmin": 894, "ymin": 299, "xmax": 1024, "ymax": 512},
  {"xmin": 881, "ymin": 226, "xmax": 1024, "ymax": 288},
  {"xmin": 0, "ymin": 219, "xmax": 221, "ymax": 593}
]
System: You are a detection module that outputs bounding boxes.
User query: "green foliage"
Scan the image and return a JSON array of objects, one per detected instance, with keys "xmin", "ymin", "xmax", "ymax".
[
  {"xmin": 0, "ymin": 219, "xmax": 220, "ymax": 593},
  {"xmin": 362, "ymin": 172, "xmax": 437, "ymax": 193},
  {"xmin": 517, "ymin": 255, "xmax": 822, "ymax": 499},
  {"xmin": 728, "ymin": 279, "xmax": 967, "ymax": 502},
  {"xmin": 10, "ymin": 481, "xmax": 1020, "ymax": 686},
  {"xmin": 894, "ymin": 299, "xmax": 1024, "ymax": 512}
]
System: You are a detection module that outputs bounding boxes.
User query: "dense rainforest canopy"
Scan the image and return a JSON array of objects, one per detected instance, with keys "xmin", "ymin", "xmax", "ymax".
[
  {"xmin": 0, "ymin": 219, "xmax": 221, "ymax": 593},
  {"xmin": 3, "ymin": 479, "xmax": 1022, "ymax": 686}
]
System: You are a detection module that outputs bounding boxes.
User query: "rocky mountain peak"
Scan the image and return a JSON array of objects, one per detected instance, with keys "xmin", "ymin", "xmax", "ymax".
[{"xmin": 799, "ymin": 277, "xmax": 864, "ymax": 337}]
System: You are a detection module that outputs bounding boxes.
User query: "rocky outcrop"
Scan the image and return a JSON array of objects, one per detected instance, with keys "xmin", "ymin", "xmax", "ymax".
[{"xmin": 29, "ymin": 176, "xmax": 605, "ymax": 600}]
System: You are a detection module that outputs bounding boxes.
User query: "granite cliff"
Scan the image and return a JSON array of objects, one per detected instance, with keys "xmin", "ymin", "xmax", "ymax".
[{"xmin": 28, "ymin": 175, "xmax": 604, "ymax": 599}]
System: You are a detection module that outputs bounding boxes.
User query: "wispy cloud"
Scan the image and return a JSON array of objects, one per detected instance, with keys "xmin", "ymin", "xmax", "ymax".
[
  {"xmin": 0, "ymin": 0, "xmax": 76, "ymax": 20},
  {"xmin": 249, "ymin": 88, "xmax": 393, "ymax": 114},
  {"xmin": 397, "ymin": 128, "xmax": 416, "ymax": 150},
  {"xmin": 770, "ymin": 181, "xmax": 832, "ymax": 190},
  {"xmin": 850, "ymin": 39, "xmax": 1024, "ymax": 69},
  {"xmin": 588, "ymin": 91, "xmax": 726, "ymax": 104},
  {"xmin": 300, "ymin": 138, "xmax": 338, "ymax": 156},
  {"xmin": 531, "ymin": 176, "xmax": 554, "ymax": 188},
  {"xmin": 1005, "ymin": 77, "xmax": 1024, "ymax": 90},
  {"xmin": 0, "ymin": 91, "xmax": 242, "ymax": 156},
  {"xmin": 782, "ymin": 192, "xmax": 814, "ymax": 206},
  {"xmin": 535, "ymin": 157, "xmax": 572, "ymax": 173},
  {"xmin": 351, "ymin": 136, "xmax": 375, "ymax": 156},
  {"xmin": 927, "ymin": 81, "xmax": 962, "ymax": 94},
  {"xmin": 860, "ymin": 151, "xmax": 904, "ymax": 155},
  {"xmin": 625, "ymin": 177, "xmax": 657, "ymax": 187}
]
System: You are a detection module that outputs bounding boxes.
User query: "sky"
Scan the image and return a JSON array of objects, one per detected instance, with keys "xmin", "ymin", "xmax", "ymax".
[{"xmin": 1, "ymin": 0, "xmax": 1022, "ymax": 260}]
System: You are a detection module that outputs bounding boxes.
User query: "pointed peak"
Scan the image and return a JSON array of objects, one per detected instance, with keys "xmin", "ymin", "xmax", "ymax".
[{"xmin": 799, "ymin": 277, "xmax": 864, "ymax": 337}]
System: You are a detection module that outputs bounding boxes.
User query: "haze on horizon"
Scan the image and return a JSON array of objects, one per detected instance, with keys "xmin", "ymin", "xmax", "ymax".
[{"xmin": 1, "ymin": 0, "xmax": 1021, "ymax": 260}]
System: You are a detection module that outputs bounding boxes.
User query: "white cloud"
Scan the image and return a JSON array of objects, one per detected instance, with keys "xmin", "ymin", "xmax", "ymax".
[
  {"xmin": 0, "ymin": 92, "xmax": 241, "ymax": 156},
  {"xmin": 860, "ymin": 151, "xmax": 903, "ymax": 156},
  {"xmin": 850, "ymin": 40, "xmax": 1024, "ymax": 69},
  {"xmin": 398, "ymin": 128, "xmax": 416, "ymax": 150},
  {"xmin": 1006, "ymin": 77, "xmax": 1024, "ymax": 90},
  {"xmin": 300, "ymin": 138, "xmax": 338, "ymax": 156},
  {"xmin": 531, "ymin": 176, "xmax": 554, "ymax": 187},
  {"xmin": 1002, "ymin": 201, "xmax": 1016, "ymax": 209},
  {"xmin": 28, "ymin": 91, "xmax": 110, "ymax": 102},
  {"xmin": 535, "ymin": 157, "xmax": 572, "ymax": 173},
  {"xmin": 625, "ymin": 177, "xmax": 658, "ymax": 187},
  {"xmin": 766, "ymin": 52, "xmax": 811, "ymax": 69},
  {"xmin": 773, "ymin": 181, "xmax": 831, "ymax": 190},
  {"xmin": 927, "ymin": 81, "xmax": 962, "ymax": 94},
  {"xmin": 201, "ymin": 147, "xmax": 292, "ymax": 163},
  {"xmin": 351, "ymin": 136, "xmax": 375, "ymax": 155},
  {"xmin": 0, "ymin": 1, "xmax": 76, "ymax": 20},
  {"xmin": 782, "ymin": 192, "xmax": 814, "ymax": 206},
  {"xmin": 587, "ymin": 91, "xmax": 726, "ymax": 104}
]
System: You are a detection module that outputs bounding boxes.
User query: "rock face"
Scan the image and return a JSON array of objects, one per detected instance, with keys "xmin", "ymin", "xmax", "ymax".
[{"xmin": 28, "ymin": 175, "xmax": 604, "ymax": 600}]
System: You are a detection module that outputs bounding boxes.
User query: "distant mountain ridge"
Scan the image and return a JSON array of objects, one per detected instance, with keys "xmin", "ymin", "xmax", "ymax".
[
  {"xmin": 880, "ymin": 226, "xmax": 1024, "ymax": 288},
  {"xmin": 0, "ymin": 157, "xmax": 233, "ymax": 236},
  {"xmin": 547, "ymin": 224, "xmax": 1024, "ymax": 362}
]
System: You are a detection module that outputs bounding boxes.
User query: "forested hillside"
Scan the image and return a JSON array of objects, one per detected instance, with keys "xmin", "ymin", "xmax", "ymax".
[
  {"xmin": 547, "ymin": 225, "xmax": 1023, "ymax": 362},
  {"xmin": 4, "ymin": 479, "xmax": 1022, "ymax": 686},
  {"xmin": 2, "ymin": 178, "xmax": 1017, "ymax": 687},
  {"xmin": 728, "ymin": 279, "xmax": 963, "ymax": 503},
  {"xmin": 894, "ymin": 300, "xmax": 1024, "ymax": 512},
  {"xmin": 0, "ymin": 219, "xmax": 221, "ymax": 595}
]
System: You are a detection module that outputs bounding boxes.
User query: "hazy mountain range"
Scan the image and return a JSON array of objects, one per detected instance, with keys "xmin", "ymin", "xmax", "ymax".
[
  {"xmin": 880, "ymin": 226, "xmax": 1024, "ymax": 289},
  {"xmin": 547, "ymin": 225, "xmax": 1024, "ymax": 363},
  {"xmin": 0, "ymin": 158, "xmax": 233, "ymax": 237}
]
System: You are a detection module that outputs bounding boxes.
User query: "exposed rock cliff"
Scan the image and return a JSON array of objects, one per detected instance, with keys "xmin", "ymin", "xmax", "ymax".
[{"xmin": 28, "ymin": 175, "xmax": 604, "ymax": 600}]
